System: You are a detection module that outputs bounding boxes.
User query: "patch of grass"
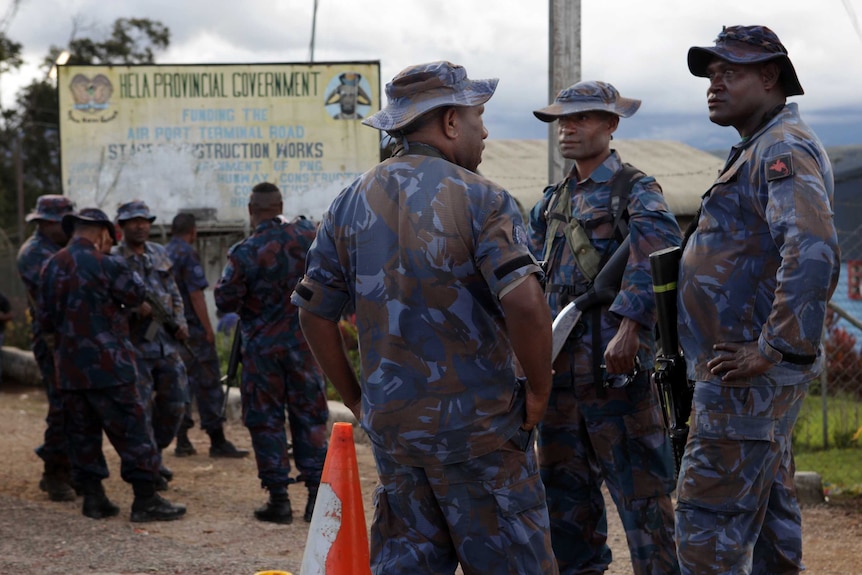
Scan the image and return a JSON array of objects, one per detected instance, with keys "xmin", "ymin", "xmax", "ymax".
[
  {"xmin": 795, "ymin": 447, "xmax": 862, "ymax": 496},
  {"xmin": 794, "ymin": 393, "xmax": 861, "ymax": 452}
]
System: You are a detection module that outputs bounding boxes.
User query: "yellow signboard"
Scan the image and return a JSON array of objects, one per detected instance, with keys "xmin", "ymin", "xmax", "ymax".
[{"xmin": 58, "ymin": 62, "xmax": 381, "ymax": 224}]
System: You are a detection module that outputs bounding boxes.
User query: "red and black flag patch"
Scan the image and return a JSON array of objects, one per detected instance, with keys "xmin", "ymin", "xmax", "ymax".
[{"xmin": 766, "ymin": 154, "xmax": 794, "ymax": 182}]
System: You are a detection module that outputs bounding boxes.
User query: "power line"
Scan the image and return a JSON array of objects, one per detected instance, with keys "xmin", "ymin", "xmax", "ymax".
[
  {"xmin": 0, "ymin": 0, "xmax": 20, "ymax": 33},
  {"xmin": 842, "ymin": 0, "xmax": 862, "ymax": 43}
]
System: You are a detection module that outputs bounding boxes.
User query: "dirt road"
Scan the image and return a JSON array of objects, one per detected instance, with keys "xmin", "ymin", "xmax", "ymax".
[{"xmin": 0, "ymin": 382, "xmax": 860, "ymax": 575}]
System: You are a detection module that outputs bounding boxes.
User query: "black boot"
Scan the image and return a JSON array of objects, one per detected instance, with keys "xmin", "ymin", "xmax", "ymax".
[
  {"xmin": 208, "ymin": 427, "xmax": 249, "ymax": 459},
  {"xmin": 254, "ymin": 487, "xmax": 293, "ymax": 524},
  {"xmin": 81, "ymin": 481, "xmax": 119, "ymax": 519},
  {"xmin": 158, "ymin": 451, "xmax": 174, "ymax": 482},
  {"xmin": 39, "ymin": 463, "xmax": 76, "ymax": 502},
  {"xmin": 131, "ymin": 481, "xmax": 186, "ymax": 522},
  {"xmin": 304, "ymin": 484, "xmax": 319, "ymax": 523},
  {"xmin": 173, "ymin": 427, "xmax": 196, "ymax": 457}
]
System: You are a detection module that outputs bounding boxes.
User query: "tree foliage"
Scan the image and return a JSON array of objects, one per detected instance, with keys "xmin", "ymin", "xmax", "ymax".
[{"xmin": 0, "ymin": 18, "xmax": 170, "ymax": 242}]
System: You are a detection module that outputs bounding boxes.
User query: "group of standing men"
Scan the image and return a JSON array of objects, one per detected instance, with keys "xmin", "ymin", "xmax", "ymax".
[
  {"xmin": 18, "ymin": 190, "xmax": 331, "ymax": 524},
  {"xmin": 13, "ymin": 21, "xmax": 839, "ymax": 573},
  {"xmin": 293, "ymin": 24, "xmax": 838, "ymax": 575}
]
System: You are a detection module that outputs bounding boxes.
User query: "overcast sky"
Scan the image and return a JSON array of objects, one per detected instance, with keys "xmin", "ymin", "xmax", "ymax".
[{"xmin": 3, "ymin": 0, "xmax": 862, "ymax": 150}]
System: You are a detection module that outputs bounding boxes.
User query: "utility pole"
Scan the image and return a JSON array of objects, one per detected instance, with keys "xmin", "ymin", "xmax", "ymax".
[
  {"xmin": 548, "ymin": 0, "xmax": 581, "ymax": 185},
  {"xmin": 309, "ymin": 0, "xmax": 319, "ymax": 62}
]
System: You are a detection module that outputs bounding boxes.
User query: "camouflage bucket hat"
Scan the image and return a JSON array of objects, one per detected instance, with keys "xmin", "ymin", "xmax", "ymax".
[
  {"xmin": 62, "ymin": 207, "xmax": 117, "ymax": 242},
  {"xmin": 533, "ymin": 81, "xmax": 641, "ymax": 122},
  {"xmin": 687, "ymin": 25, "xmax": 804, "ymax": 96},
  {"xmin": 116, "ymin": 200, "xmax": 156, "ymax": 223},
  {"xmin": 362, "ymin": 60, "xmax": 498, "ymax": 132},
  {"xmin": 25, "ymin": 195, "xmax": 75, "ymax": 223}
]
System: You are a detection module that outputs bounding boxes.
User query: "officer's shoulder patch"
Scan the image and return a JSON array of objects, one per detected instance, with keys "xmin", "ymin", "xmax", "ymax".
[{"xmin": 765, "ymin": 153, "xmax": 794, "ymax": 182}]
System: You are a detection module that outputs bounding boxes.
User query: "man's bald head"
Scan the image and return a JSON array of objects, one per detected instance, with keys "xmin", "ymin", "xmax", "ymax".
[{"xmin": 248, "ymin": 182, "xmax": 283, "ymax": 225}]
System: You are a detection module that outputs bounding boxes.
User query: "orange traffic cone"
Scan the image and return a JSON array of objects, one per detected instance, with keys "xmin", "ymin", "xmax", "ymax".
[{"xmin": 300, "ymin": 422, "xmax": 371, "ymax": 575}]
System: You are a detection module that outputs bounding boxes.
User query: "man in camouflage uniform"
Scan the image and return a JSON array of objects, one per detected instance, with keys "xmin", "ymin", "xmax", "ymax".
[
  {"xmin": 112, "ymin": 200, "xmax": 189, "ymax": 490},
  {"xmin": 38, "ymin": 207, "xmax": 186, "ymax": 522},
  {"xmin": 677, "ymin": 26, "xmax": 840, "ymax": 574},
  {"xmin": 17, "ymin": 195, "xmax": 78, "ymax": 502},
  {"xmin": 165, "ymin": 212, "xmax": 248, "ymax": 459},
  {"xmin": 293, "ymin": 61, "xmax": 557, "ymax": 574},
  {"xmin": 214, "ymin": 183, "xmax": 329, "ymax": 525},
  {"xmin": 528, "ymin": 81, "xmax": 681, "ymax": 575}
]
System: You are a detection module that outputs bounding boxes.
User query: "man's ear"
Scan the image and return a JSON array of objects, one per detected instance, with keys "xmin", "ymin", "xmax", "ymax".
[
  {"xmin": 442, "ymin": 107, "xmax": 459, "ymax": 139},
  {"xmin": 761, "ymin": 62, "xmax": 781, "ymax": 91},
  {"xmin": 607, "ymin": 114, "xmax": 620, "ymax": 136}
]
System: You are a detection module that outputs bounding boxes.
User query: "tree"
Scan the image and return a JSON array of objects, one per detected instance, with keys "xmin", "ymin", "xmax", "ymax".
[{"xmin": 0, "ymin": 18, "xmax": 170, "ymax": 241}]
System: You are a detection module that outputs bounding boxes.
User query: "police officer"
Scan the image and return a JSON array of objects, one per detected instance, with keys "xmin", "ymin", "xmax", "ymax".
[
  {"xmin": 528, "ymin": 81, "xmax": 681, "ymax": 575},
  {"xmin": 17, "ymin": 195, "xmax": 77, "ymax": 502},
  {"xmin": 214, "ymin": 184, "xmax": 329, "ymax": 525},
  {"xmin": 113, "ymin": 200, "xmax": 189, "ymax": 489},
  {"xmin": 165, "ymin": 212, "xmax": 248, "ymax": 458},
  {"xmin": 38, "ymin": 207, "xmax": 186, "ymax": 522},
  {"xmin": 677, "ymin": 26, "xmax": 840, "ymax": 574},
  {"xmin": 293, "ymin": 61, "xmax": 557, "ymax": 574}
]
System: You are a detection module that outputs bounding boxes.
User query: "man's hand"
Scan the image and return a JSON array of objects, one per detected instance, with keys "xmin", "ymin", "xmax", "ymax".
[
  {"xmin": 204, "ymin": 327, "xmax": 215, "ymax": 344},
  {"xmin": 176, "ymin": 325, "xmax": 189, "ymax": 341},
  {"xmin": 345, "ymin": 397, "xmax": 361, "ymax": 422},
  {"xmin": 604, "ymin": 317, "xmax": 640, "ymax": 374},
  {"xmin": 707, "ymin": 342, "xmax": 773, "ymax": 381},
  {"xmin": 139, "ymin": 302, "xmax": 152, "ymax": 317}
]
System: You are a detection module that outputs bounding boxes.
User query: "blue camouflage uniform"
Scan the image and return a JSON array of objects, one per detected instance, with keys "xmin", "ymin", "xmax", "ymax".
[
  {"xmin": 18, "ymin": 221, "xmax": 73, "ymax": 480},
  {"xmin": 38, "ymin": 235, "xmax": 160, "ymax": 486},
  {"xmin": 528, "ymin": 150, "xmax": 681, "ymax": 575},
  {"xmin": 214, "ymin": 216, "xmax": 329, "ymax": 490},
  {"xmin": 166, "ymin": 236, "xmax": 225, "ymax": 433},
  {"xmin": 676, "ymin": 103, "xmax": 840, "ymax": 574},
  {"xmin": 294, "ymin": 144, "xmax": 557, "ymax": 573},
  {"xmin": 112, "ymin": 239, "xmax": 189, "ymax": 452}
]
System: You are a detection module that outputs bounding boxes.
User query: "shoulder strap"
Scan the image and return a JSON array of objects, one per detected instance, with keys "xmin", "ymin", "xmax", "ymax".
[
  {"xmin": 607, "ymin": 163, "xmax": 643, "ymax": 244},
  {"xmin": 596, "ymin": 163, "xmax": 644, "ymax": 268},
  {"xmin": 541, "ymin": 179, "xmax": 569, "ymax": 265}
]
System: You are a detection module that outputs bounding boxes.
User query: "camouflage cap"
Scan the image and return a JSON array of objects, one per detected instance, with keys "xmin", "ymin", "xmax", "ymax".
[
  {"xmin": 362, "ymin": 61, "xmax": 498, "ymax": 132},
  {"xmin": 116, "ymin": 200, "xmax": 156, "ymax": 223},
  {"xmin": 533, "ymin": 81, "xmax": 641, "ymax": 122},
  {"xmin": 62, "ymin": 207, "xmax": 117, "ymax": 242},
  {"xmin": 25, "ymin": 194, "xmax": 75, "ymax": 223},
  {"xmin": 688, "ymin": 25, "xmax": 804, "ymax": 96}
]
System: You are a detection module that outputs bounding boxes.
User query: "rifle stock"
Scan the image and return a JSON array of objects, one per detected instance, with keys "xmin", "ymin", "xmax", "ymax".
[
  {"xmin": 143, "ymin": 292, "xmax": 196, "ymax": 359},
  {"xmin": 649, "ymin": 246, "xmax": 693, "ymax": 476},
  {"xmin": 220, "ymin": 323, "xmax": 242, "ymax": 418}
]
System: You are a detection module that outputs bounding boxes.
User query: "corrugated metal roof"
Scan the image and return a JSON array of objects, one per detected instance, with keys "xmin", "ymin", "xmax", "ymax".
[{"xmin": 478, "ymin": 139, "xmax": 724, "ymax": 216}]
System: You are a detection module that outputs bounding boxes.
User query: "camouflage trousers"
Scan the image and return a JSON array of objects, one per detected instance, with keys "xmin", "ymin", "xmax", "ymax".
[
  {"xmin": 136, "ymin": 352, "xmax": 189, "ymax": 451},
  {"xmin": 538, "ymin": 371, "xmax": 679, "ymax": 575},
  {"xmin": 178, "ymin": 333, "xmax": 226, "ymax": 433},
  {"xmin": 61, "ymin": 384, "xmax": 160, "ymax": 484},
  {"xmin": 240, "ymin": 348, "xmax": 329, "ymax": 488},
  {"xmin": 675, "ymin": 381, "xmax": 808, "ymax": 575},
  {"xmin": 33, "ymin": 338, "xmax": 70, "ymax": 469},
  {"xmin": 370, "ymin": 427, "xmax": 558, "ymax": 575}
]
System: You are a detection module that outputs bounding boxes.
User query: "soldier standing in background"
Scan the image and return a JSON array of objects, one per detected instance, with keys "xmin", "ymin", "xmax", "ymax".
[
  {"xmin": 17, "ymin": 195, "xmax": 78, "ymax": 502},
  {"xmin": 215, "ymin": 183, "xmax": 329, "ymax": 525},
  {"xmin": 166, "ymin": 212, "xmax": 248, "ymax": 459},
  {"xmin": 528, "ymin": 82, "xmax": 681, "ymax": 575},
  {"xmin": 39, "ymin": 207, "xmax": 186, "ymax": 522},
  {"xmin": 112, "ymin": 200, "xmax": 189, "ymax": 490}
]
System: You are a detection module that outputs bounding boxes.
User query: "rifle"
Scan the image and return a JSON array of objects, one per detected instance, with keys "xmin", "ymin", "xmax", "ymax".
[
  {"xmin": 551, "ymin": 235, "xmax": 631, "ymax": 362},
  {"xmin": 142, "ymin": 291, "xmax": 196, "ymax": 359},
  {"xmin": 220, "ymin": 322, "xmax": 242, "ymax": 418},
  {"xmin": 649, "ymin": 246, "xmax": 693, "ymax": 476}
]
